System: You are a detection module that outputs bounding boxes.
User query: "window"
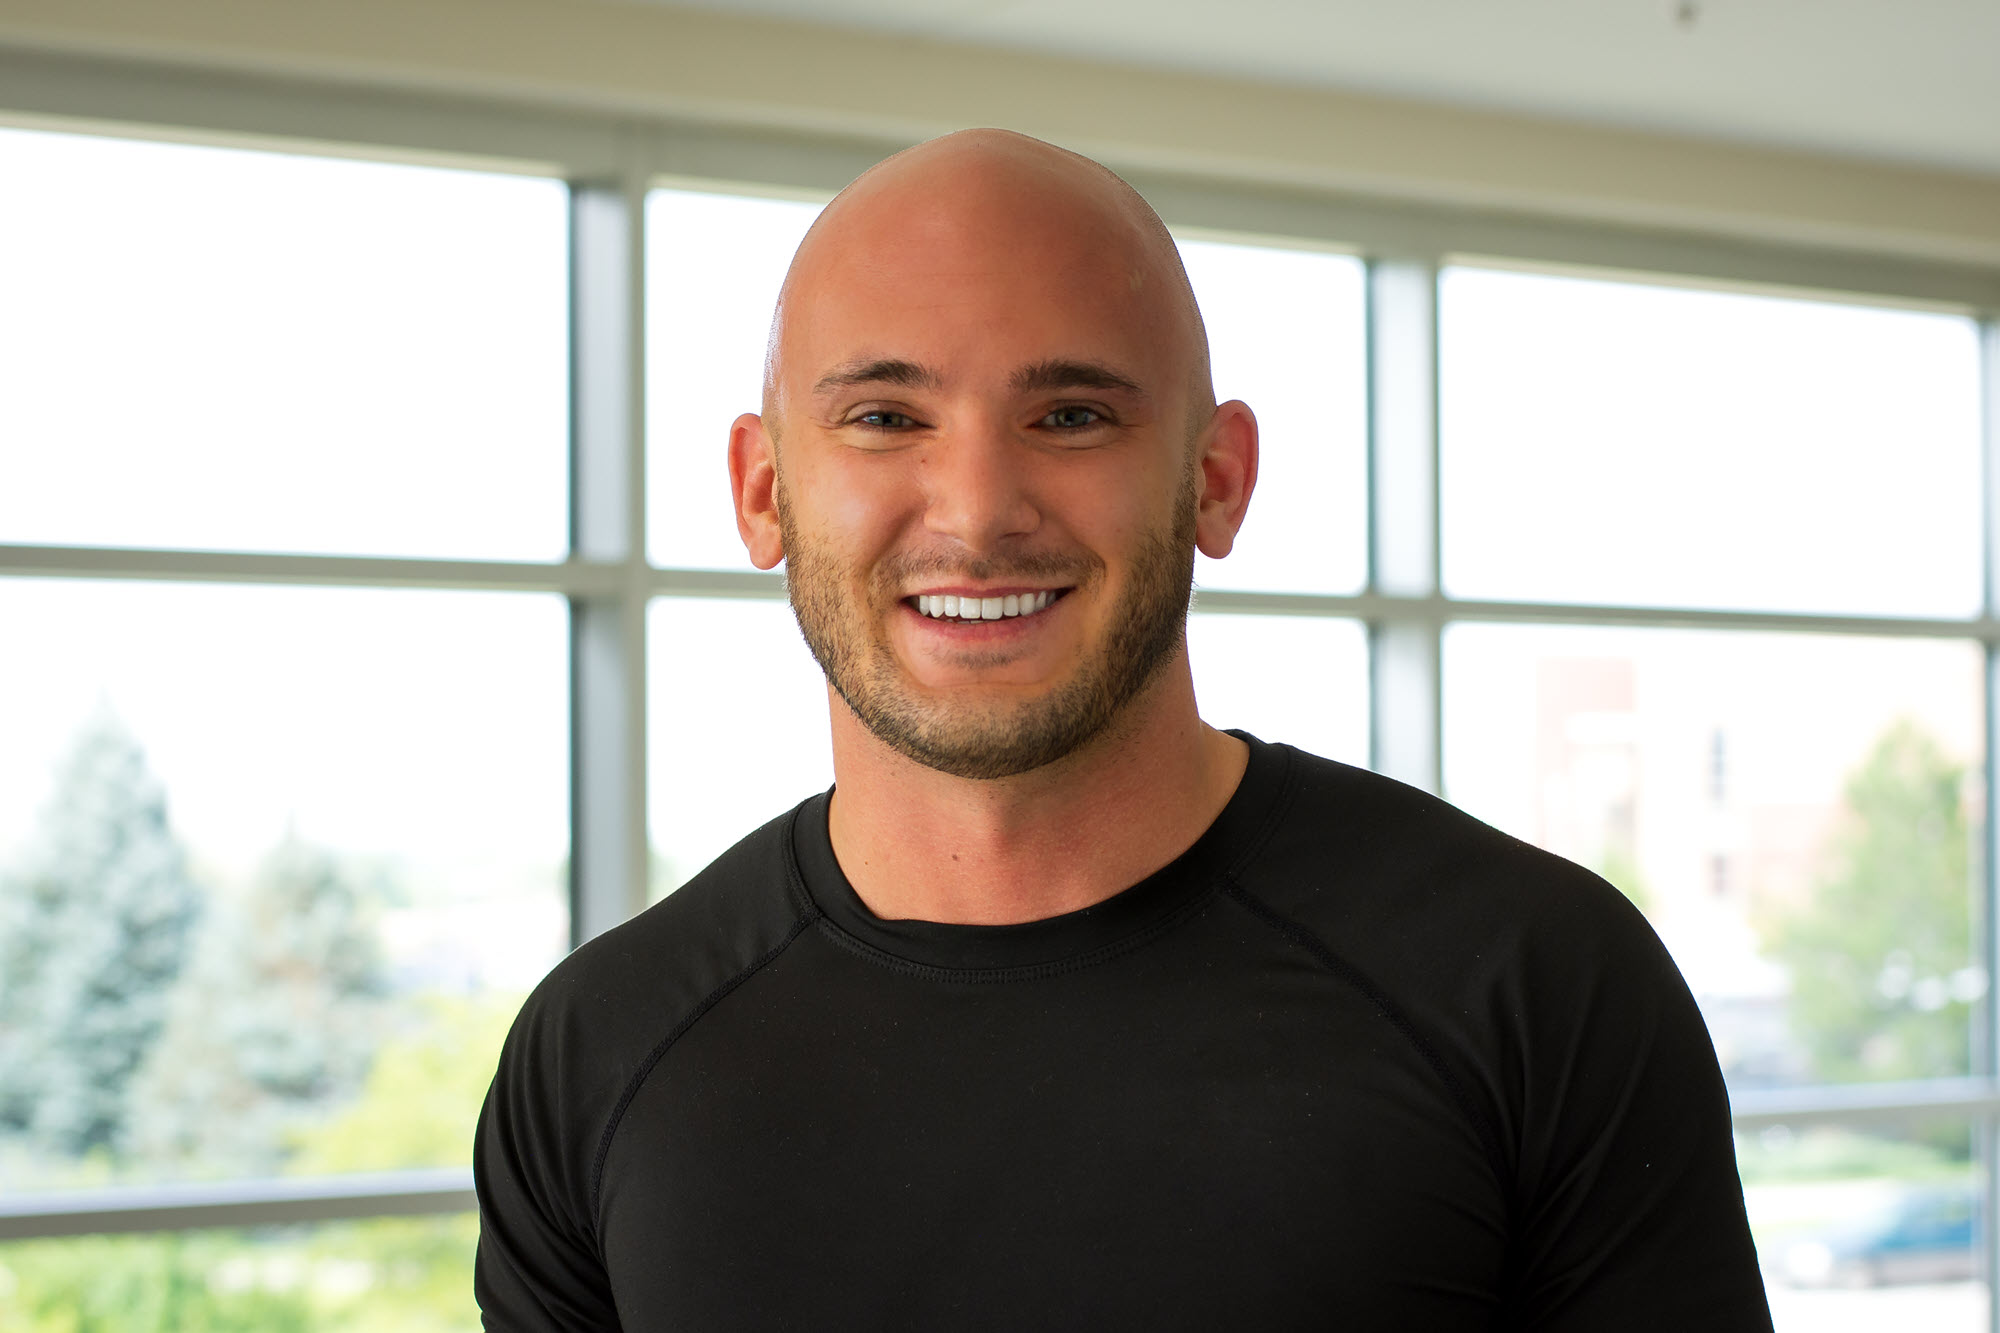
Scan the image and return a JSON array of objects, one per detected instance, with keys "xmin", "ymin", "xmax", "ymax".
[
  {"xmin": 0, "ymin": 125, "xmax": 570, "ymax": 1324},
  {"xmin": 0, "ymin": 128, "xmax": 569, "ymax": 560},
  {"xmin": 1439, "ymin": 265, "xmax": 1993, "ymax": 1330},
  {"xmin": 1439, "ymin": 265, "xmax": 1983, "ymax": 617}
]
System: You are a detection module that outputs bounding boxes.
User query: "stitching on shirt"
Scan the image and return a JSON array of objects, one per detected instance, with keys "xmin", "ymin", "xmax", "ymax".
[
  {"xmin": 587, "ymin": 907, "xmax": 821, "ymax": 1233},
  {"xmin": 780, "ymin": 802, "xmax": 820, "ymax": 921},
  {"xmin": 803, "ymin": 743, "xmax": 1307, "ymax": 984},
  {"xmin": 811, "ymin": 885, "xmax": 1219, "ymax": 984},
  {"xmin": 1219, "ymin": 880, "xmax": 1510, "ymax": 1177}
]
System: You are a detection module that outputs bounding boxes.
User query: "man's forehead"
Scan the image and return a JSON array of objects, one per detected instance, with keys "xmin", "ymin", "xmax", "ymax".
[
  {"xmin": 763, "ymin": 129, "xmax": 1209, "ymax": 417},
  {"xmin": 784, "ymin": 250, "xmax": 1167, "ymax": 399}
]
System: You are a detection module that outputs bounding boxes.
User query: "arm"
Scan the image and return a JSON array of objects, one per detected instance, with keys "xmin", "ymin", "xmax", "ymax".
[
  {"xmin": 1501, "ymin": 880, "xmax": 1773, "ymax": 1331},
  {"xmin": 473, "ymin": 991, "xmax": 623, "ymax": 1331}
]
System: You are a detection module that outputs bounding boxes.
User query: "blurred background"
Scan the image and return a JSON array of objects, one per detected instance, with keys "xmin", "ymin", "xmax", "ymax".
[{"xmin": 0, "ymin": 1, "xmax": 1995, "ymax": 1329}]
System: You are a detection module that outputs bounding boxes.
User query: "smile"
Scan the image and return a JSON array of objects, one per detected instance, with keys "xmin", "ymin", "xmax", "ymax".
[{"xmin": 911, "ymin": 590, "xmax": 1061, "ymax": 623}]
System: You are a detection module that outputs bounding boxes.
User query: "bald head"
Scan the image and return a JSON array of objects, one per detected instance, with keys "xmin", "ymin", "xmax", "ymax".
[{"xmin": 762, "ymin": 129, "xmax": 1212, "ymax": 438}]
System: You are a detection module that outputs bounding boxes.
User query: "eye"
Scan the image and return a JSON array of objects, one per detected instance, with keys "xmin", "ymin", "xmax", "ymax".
[
  {"xmin": 855, "ymin": 409, "xmax": 918, "ymax": 430},
  {"xmin": 1041, "ymin": 405, "xmax": 1102, "ymax": 430}
]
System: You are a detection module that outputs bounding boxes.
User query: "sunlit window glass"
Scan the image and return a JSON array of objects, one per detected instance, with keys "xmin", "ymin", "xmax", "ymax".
[
  {"xmin": 1439, "ymin": 267, "xmax": 1983, "ymax": 617},
  {"xmin": 649, "ymin": 597, "xmax": 832, "ymax": 900},
  {"xmin": 1444, "ymin": 623, "xmax": 1984, "ymax": 1095},
  {"xmin": 1186, "ymin": 613, "xmax": 1369, "ymax": 766},
  {"xmin": 0, "ymin": 129, "xmax": 569, "ymax": 560},
  {"xmin": 646, "ymin": 187, "xmax": 824, "ymax": 571},
  {"xmin": 1178, "ymin": 238, "xmax": 1368, "ymax": 596},
  {"xmin": 0, "ymin": 581, "xmax": 567, "ymax": 1193},
  {"xmin": 1744, "ymin": 1117, "xmax": 1984, "ymax": 1326}
]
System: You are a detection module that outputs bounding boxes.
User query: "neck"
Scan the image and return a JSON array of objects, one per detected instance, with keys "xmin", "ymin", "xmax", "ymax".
[{"xmin": 824, "ymin": 654, "xmax": 1249, "ymax": 925}]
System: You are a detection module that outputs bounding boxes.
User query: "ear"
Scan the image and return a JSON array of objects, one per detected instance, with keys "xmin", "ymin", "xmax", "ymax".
[
  {"xmin": 1192, "ymin": 399, "xmax": 1258, "ymax": 560},
  {"xmin": 729, "ymin": 412, "xmax": 786, "ymax": 570}
]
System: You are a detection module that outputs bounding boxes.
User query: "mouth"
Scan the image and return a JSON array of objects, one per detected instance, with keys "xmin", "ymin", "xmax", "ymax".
[{"xmin": 907, "ymin": 589, "xmax": 1067, "ymax": 624}]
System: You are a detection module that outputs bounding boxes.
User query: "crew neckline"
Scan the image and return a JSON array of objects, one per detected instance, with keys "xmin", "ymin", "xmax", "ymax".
[{"xmin": 791, "ymin": 732, "xmax": 1294, "ymax": 973}]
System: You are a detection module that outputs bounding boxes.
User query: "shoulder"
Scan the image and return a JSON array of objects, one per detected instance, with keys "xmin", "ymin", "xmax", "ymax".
[
  {"xmin": 504, "ymin": 800, "xmax": 818, "ymax": 1100},
  {"xmin": 475, "ymin": 801, "xmax": 820, "ymax": 1236},
  {"xmin": 1235, "ymin": 742, "xmax": 1706, "ymax": 1160},
  {"xmin": 1238, "ymin": 744, "xmax": 1767, "ymax": 1328},
  {"xmin": 1246, "ymin": 742, "xmax": 1663, "ymax": 988}
]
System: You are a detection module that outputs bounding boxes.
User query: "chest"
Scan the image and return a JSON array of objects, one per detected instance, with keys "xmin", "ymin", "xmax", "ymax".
[{"xmin": 598, "ymin": 927, "xmax": 1509, "ymax": 1331}]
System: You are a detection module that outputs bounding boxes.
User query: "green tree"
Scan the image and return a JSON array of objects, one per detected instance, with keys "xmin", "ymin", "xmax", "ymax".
[
  {"xmin": 1770, "ymin": 719, "xmax": 1979, "ymax": 1083},
  {"xmin": 0, "ymin": 1229, "xmax": 315, "ymax": 1333},
  {"xmin": 289, "ymin": 991, "xmax": 518, "ymax": 1174},
  {"xmin": 0, "ymin": 709, "xmax": 203, "ymax": 1159},
  {"xmin": 127, "ymin": 834, "xmax": 390, "ymax": 1175}
]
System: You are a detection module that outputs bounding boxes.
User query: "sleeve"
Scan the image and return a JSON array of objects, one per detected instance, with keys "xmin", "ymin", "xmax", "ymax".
[
  {"xmin": 473, "ymin": 987, "xmax": 624, "ymax": 1331},
  {"xmin": 1499, "ymin": 877, "xmax": 1774, "ymax": 1331}
]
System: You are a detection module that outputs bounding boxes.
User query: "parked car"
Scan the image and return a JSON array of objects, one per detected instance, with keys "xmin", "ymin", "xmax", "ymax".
[{"xmin": 1778, "ymin": 1183, "xmax": 1979, "ymax": 1287}]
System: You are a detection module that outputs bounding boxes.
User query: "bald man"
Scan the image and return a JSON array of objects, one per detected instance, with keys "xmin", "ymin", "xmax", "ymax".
[{"xmin": 475, "ymin": 131, "xmax": 1772, "ymax": 1330}]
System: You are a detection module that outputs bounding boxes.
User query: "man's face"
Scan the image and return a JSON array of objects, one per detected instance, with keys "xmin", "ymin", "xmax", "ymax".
[{"xmin": 763, "ymin": 179, "xmax": 1209, "ymax": 780}]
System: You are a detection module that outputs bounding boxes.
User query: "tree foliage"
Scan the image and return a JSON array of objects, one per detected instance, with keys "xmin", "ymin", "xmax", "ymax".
[
  {"xmin": 1770, "ymin": 719, "xmax": 1979, "ymax": 1083},
  {"xmin": 0, "ymin": 709, "xmax": 203, "ymax": 1157},
  {"xmin": 127, "ymin": 835, "xmax": 390, "ymax": 1174},
  {"xmin": 289, "ymin": 992, "xmax": 518, "ymax": 1175}
]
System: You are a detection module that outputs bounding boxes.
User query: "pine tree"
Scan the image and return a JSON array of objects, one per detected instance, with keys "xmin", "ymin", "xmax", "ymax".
[
  {"xmin": 126, "ymin": 833, "xmax": 389, "ymax": 1174},
  {"xmin": 0, "ymin": 709, "xmax": 204, "ymax": 1158}
]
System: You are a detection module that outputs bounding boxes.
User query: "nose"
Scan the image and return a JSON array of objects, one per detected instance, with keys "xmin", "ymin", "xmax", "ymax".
[{"xmin": 920, "ymin": 414, "xmax": 1042, "ymax": 554}]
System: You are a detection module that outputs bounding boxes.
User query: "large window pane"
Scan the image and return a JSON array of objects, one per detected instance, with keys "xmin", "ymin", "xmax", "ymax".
[
  {"xmin": 646, "ymin": 187, "xmax": 824, "ymax": 571},
  {"xmin": 1746, "ymin": 1118, "xmax": 1985, "ymax": 1332},
  {"xmin": 1445, "ymin": 624, "xmax": 1984, "ymax": 1091},
  {"xmin": 1187, "ymin": 612, "xmax": 1369, "ymax": 766},
  {"xmin": 649, "ymin": 597, "xmax": 833, "ymax": 899},
  {"xmin": 0, "ymin": 129, "xmax": 569, "ymax": 560},
  {"xmin": 0, "ymin": 581, "xmax": 567, "ymax": 1192},
  {"xmin": 1439, "ymin": 267, "xmax": 1983, "ymax": 616},
  {"xmin": 1178, "ymin": 238, "xmax": 1368, "ymax": 595}
]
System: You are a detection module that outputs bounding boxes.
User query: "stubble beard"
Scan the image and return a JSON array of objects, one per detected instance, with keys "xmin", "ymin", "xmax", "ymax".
[{"xmin": 777, "ymin": 478, "xmax": 1198, "ymax": 782}]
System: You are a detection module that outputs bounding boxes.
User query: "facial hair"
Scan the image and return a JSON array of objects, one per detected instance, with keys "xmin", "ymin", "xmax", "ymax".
[{"xmin": 777, "ymin": 471, "xmax": 1198, "ymax": 782}]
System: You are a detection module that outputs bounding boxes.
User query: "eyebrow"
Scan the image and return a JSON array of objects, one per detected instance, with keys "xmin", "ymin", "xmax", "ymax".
[
  {"xmin": 810, "ymin": 356, "xmax": 1148, "ymax": 400},
  {"xmin": 812, "ymin": 358, "xmax": 939, "ymax": 397},
  {"xmin": 1010, "ymin": 359, "xmax": 1145, "ymax": 397}
]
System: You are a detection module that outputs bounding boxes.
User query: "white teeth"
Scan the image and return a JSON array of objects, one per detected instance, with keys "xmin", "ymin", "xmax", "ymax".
[{"xmin": 914, "ymin": 590, "xmax": 1059, "ymax": 621}]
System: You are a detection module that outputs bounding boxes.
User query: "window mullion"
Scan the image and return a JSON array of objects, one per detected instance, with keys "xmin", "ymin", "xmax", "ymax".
[
  {"xmin": 1367, "ymin": 258, "xmax": 1443, "ymax": 794},
  {"xmin": 1979, "ymin": 314, "xmax": 2000, "ymax": 1333},
  {"xmin": 568, "ymin": 150, "xmax": 650, "ymax": 948}
]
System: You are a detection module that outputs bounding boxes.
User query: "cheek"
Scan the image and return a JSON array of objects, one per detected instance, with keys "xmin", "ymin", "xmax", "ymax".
[
  {"xmin": 1060, "ymin": 460, "xmax": 1184, "ymax": 550},
  {"xmin": 791, "ymin": 459, "xmax": 920, "ymax": 561}
]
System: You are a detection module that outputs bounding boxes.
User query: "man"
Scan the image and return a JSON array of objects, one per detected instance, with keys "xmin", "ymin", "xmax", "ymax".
[{"xmin": 475, "ymin": 129, "xmax": 1773, "ymax": 1329}]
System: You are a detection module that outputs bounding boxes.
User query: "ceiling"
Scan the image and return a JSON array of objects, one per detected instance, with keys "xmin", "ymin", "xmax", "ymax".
[{"xmin": 648, "ymin": 0, "xmax": 2000, "ymax": 177}]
